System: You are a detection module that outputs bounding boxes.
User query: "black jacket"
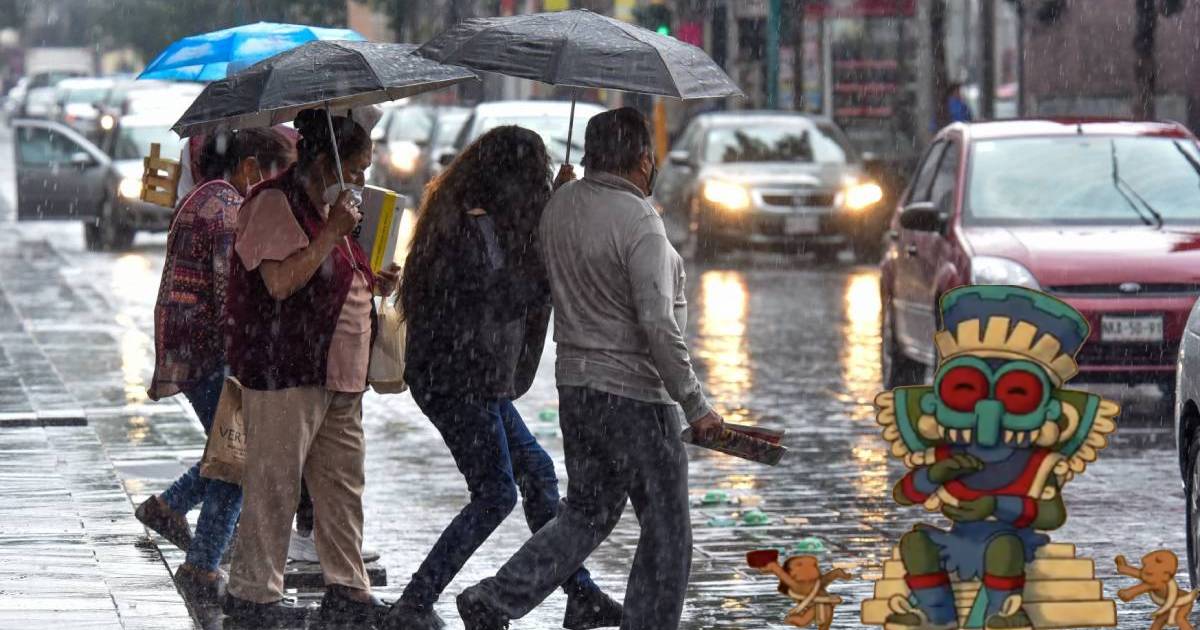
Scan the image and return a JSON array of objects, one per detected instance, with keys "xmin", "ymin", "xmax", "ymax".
[{"xmin": 404, "ymin": 213, "xmax": 551, "ymax": 402}]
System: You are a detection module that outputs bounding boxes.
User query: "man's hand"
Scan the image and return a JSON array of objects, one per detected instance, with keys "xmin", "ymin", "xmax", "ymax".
[
  {"xmin": 689, "ymin": 410, "xmax": 725, "ymax": 442},
  {"xmin": 553, "ymin": 164, "xmax": 577, "ymax": 191},
  {"xmin": 927, "ymin": 453, "xmax": 985, "ymax": 484},
  {"xmin": 375, "ymin": 263, "xmax": 401, "ymax": 297},
  {"xmin": 941, "ymin": 496, "xmax": 996, "ymax": 522}
]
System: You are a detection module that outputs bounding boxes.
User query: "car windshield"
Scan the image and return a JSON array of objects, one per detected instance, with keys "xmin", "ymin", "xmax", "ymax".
[
  {"xmin": 965, "ymin": 136, "xmax": 1200, "ymax": 226},
  {"xmin": 474, "ymin": 111, "xmax": 598, "ymax": 163},
  {"xmin": 432, "ymin": 111, "xmax": 469, "ymax": 146},
  {"xmin": 703, "ymin": 122, "xmax": 853, "ymax": 164},
  {"xmin": 387, "ymin": 107, "xmax": 434, "ymax": 143},
  {"xmin": 65, "ymin": 87, "xmax": 108, "ymax": 104},
  {"xmin": 113, "ymin": 124, "xmax": 184, "ymax": 161}
]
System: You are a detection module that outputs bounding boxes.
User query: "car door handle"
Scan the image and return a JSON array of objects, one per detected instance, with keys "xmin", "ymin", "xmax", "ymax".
[{"xmin": 905, "ymin": 245, "xmax": 919, "ymax": 257}]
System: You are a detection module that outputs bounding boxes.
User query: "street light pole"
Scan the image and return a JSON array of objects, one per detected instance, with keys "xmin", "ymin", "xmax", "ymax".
[
  {"xmin": 767, "ymin": 0, "xmax": 781, "ymax": 109},
  {"xmin": 980, "ymin": 0, "xmax": 996, "ymax": 119}
]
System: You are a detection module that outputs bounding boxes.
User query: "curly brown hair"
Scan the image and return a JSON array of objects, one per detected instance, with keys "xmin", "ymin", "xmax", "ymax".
[{"xmin": 401, "ymin": 125, "xmax": 552, "ymax": 323}]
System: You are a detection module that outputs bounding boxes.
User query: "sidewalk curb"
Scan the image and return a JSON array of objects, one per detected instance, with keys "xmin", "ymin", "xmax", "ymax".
[{"xmin": 0, "ymin": 409, "xmax": 87, "ymax": 427}]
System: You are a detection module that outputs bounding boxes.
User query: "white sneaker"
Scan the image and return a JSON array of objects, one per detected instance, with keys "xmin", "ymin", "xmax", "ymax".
[
  {"xmin": 286, "ymin": 530, "xmax": 381, "ymax": 564},
  {"xmin": 287, "ymin": 530, "xmax": 320, "ymax": 563}
]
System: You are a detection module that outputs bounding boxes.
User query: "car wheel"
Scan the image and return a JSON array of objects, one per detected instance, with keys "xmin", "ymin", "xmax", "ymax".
[
  {"xmin": 1161, "ymin": 378, "xmax": 1178, "ymax": 405},
  {"xmin": 89, "ymin": 200, "xmax": 136, "ymax": 252},
  {"xmin": 1187, "ymin": 432, "xmax": 1200, "ymax": 588},
  {"xmin": 684, "ymin": 198, "xmax": 723, "ymax": 263},
  {"xmin": 882, "ymin": 296, "xmax": 928, "ymax": 388}
]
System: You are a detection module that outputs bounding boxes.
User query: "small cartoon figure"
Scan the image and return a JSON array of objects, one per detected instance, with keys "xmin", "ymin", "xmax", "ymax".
[
  {"xmin": 750, "ymin": 550, "xmax": 850, "ymax": 629},
  {"xmin": 1115, "ymin": 551, "xmax": 1198, "ymax": 630},
  {"xmin": 863, "ymin": 285, "xmax": 1119, "ymax": 629}
]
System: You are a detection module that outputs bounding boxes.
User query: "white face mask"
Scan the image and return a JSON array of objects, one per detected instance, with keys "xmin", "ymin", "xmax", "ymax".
[{"xmin": 322, "ymin": 183, "xmax": 363, "ymax": 207}]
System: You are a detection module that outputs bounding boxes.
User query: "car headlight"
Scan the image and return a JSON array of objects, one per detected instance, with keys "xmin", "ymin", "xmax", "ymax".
[
  {"xmin": 118, "ymin": 176, "xmax": 143, "ymax": 200},
  {"xmin": 99, "ymin": 114, "xmax": 115, "ymax": 131},
  {"xmin": 842, "ymin": 180, "xmax": 884, "ymax": 211},
  {"xmin": 702, "ymin": 180, "xmax": 751, "ymax": 212},
  {"xmin": 388, "ymin": 141, "xmax": 421, "ymax": 175},
  {"xmin": 971, "ymin": 256, "xmax": 1040, "ymax": 288}
]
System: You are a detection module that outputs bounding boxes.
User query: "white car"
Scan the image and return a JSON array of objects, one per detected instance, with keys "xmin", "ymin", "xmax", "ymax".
[
  {"xmin": 451, "ymin": 100, "xmax": 606, "ymax": 175},
  {"xmin": 1174, "ymin": 298, "xmax": 1200, "ymax": 584}
]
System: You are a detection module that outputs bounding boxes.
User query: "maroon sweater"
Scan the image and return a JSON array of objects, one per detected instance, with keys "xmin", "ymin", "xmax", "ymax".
[{"xmin": 225, "ymin": 166, "xmax": 375, "ymax": 391}]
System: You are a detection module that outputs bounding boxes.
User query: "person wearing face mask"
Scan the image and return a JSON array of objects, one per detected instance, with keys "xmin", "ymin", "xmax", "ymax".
[
  {"xmin": 221, "ymin": 108, "xmax": 398, "ymax": 627},
  {"xmin": 384, "ymin": 126, "xmax": 621, "ymax": 630},
  {"xmin": 456, "ymin": 107, "xmax": 725, "ymax": 630},
  {"xmin": 139, "ymin": 127, "xmax": 295, "ymax": 601}
]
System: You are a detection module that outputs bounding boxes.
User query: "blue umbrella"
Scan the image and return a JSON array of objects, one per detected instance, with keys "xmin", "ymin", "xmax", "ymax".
[{"xmin": 138, "ymin": 21, "xmax": 366, "ymax": 82}]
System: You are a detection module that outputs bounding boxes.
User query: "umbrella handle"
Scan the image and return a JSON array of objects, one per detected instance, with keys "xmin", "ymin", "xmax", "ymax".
[
  {"xmin": 565, "ymin": 88, "xmax": 577, "ymax": 166},
  {"xmin": 325, "ymin": 102, "xmax": 346, "ymax": 190}
]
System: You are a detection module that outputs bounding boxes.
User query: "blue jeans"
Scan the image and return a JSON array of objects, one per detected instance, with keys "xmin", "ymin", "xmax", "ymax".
[
  {"xmin": 400, "ymin": 393, "xmax": 599, "ymax": 608},
  {"xmin": 159, "ymin": 369, "xmax": 242, "ymax": 571}
]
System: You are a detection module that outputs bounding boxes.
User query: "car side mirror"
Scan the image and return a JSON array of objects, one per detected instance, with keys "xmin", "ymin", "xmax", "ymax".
[
  {"xmin": 69, "ymin": 151, "xmax": 94, "ymax": 167},
  {"xmin": 667, "ymin": 150, "xmax": 693, "ymax": 168},
  {"xmin": 899, "ymin": 201, "xmax": 948, "ymax": 233},
  {"xmin": 438, "ymin": 151, "xmax": 456, "ymax": 167}
]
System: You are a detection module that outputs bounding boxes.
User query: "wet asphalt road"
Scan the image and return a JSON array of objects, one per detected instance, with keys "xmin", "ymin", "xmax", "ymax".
[{"xmin": 0, "ymin": 124, "xmax": 1188, "ymax": 629}]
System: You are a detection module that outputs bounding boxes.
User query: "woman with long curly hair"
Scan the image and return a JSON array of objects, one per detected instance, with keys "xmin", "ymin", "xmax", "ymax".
[{"xmin": 385, "ymin": 126, "xmax": 621, "ymax": 630}]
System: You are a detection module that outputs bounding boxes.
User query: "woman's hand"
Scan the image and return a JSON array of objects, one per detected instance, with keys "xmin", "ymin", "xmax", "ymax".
[
  {"xmin": 375, "ymin": 263, "xmax": 401, "ymax": 297},
  {"xmin": 553, "ymin": 164, "xmax": 576, "ymax": 191},
  {"xmin": 326, "ymin": 190, "xmax": 362, "ymax": 239}
]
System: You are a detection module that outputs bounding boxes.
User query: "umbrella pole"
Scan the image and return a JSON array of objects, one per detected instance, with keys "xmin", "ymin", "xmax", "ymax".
[
  {"xmin": 324, "ymin": 102, "xmax": 346, "ymax": 190},
  {"xmin": 565, "ymin": 88, "xmax": 578, "ymax": 166}
]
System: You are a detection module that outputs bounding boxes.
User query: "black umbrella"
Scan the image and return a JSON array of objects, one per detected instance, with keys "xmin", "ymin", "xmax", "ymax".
[
  {"xmin": 173, "ymin": 40, "xmax": 477, "ymax": 189},
  {"xmin": 416, "ymin": 9, "xmax": 742, "ymax": 163}
]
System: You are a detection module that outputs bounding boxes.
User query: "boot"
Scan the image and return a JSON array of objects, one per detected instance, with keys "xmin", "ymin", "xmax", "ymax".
[
  {"xmin": 563, "ymin": 588, "xmax": 623, "ymax": 629},
  {"xmin": 456, "ymin": 584, "xmax": 510, "ymax": 630},
  {"xmin": 381, "ymin": 599, "xmax": 446, "ymax": 630},
  {"xmin": 135, "ymin": 495, "xmax": 192, "ymax": 552},
  {"xmin": 884, "ymin": 571, "xmax": 958, "ymax": 630}
]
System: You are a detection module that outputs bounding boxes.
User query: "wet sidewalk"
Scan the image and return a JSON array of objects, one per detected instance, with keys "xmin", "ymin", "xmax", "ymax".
[
  {"xmin": 0, "ymin": 424, "xmax": 194, "ymax": 629},
  {"xmin": 0, "ymin": 212, "xmax": 195, "ymax": 628}
]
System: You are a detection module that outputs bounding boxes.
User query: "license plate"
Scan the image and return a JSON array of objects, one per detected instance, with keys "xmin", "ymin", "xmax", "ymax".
[
  {"xmin": 1100, "ymin": 315, "xmax": 1163, "ymax": 342},
  {"xmin": 784, "ymin": 216, "xmax": 819, "ymax": 235}
]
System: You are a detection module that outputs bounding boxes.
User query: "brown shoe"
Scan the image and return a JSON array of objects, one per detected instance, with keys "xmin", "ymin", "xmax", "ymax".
[
  {"xmin": 135, "ymin": 495, "xmax": 192, "ymax": 551},
  {"xmin": 173, "ymin": 563, "xmax": 226, "ymax": 604}
]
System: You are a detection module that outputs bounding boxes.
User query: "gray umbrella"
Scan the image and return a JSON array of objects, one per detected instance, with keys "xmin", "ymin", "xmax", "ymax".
[
  {"xmin": 416, "ymin": 9, "xmax": 742, "ymax": 163},
  {"xmin": 173, "ymin": 40, "xmax": 477, "ymax": 188}
]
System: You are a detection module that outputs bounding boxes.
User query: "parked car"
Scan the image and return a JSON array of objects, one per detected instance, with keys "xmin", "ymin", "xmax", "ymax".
[
  {"xmin": 94, "ymin": 80, "xmax": 199, "ymax": 137},
  {"xmin": 1175, "ymin": 299, "xmax": 1200, "ymax": 584},
  {"xmin": 416, "ymin": 106, "xmax": 470, "ymax": 195},
  {"xmin": 54, "ymin": 77, "xmax": 116, "ymax": 136},
  {"xmin": 22, "ymin": 86, "xmax": 59, "ymax": 119},
  {"xmin": 13, "ymin": 113, "xmax": 186, "ymax": 250},
  {"xmin": 654, "ymin": 111, "xmax": 884, "ymax": 263},
  {"xmin": 880, "ymin": 119, "xmax": 1200, "ymax": 395},
  {"xmin": 13, "ymin": 70, "xmax": 86, "ymax": 118},
  {"xmin": 450, "ymin": 100, "xmax": 606, "ymax": 174},
  {"xmin": 2, "ymin": 76, "xmax": 30, "ymax": 121},
  {"xmin": 369, "ymin": 102, "xmax": 435, "ymax": 199}
]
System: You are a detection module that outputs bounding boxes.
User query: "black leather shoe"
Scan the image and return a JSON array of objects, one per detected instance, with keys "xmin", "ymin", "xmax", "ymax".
[
  {"xmin": 564, "ymin": 588, "xmax": 623, "ymax": 630},
  {"xmin": 456, "ymin": 585, "xmax": 509, "ymax": 630},
  {"xmin": 319, "ymin": 585, "xmax": 389, "ymax": 625},
  {"xmin": 221, "ymin": 593, "xmax": 310, "ymax": 628},
  {"xmin": 381, "ymin": 600, "xmax": 446, "ymax": 630}
]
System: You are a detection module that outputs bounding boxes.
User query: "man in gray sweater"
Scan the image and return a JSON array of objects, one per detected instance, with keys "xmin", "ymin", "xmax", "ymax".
[{"xmin": 457, "ymin": 108, "xmax": 724, "ymax": 630}]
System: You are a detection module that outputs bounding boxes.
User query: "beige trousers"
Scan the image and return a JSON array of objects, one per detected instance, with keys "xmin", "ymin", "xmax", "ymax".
[{"xmin": 227, "ymin": 386, "xmax": 370, "ymax": 603}]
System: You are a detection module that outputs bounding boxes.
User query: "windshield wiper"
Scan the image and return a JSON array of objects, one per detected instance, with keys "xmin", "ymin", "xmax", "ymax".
[
  {"xmin": 1173, "ymin": 141, "xmax": 1200, "ymax": 188},
  {"xmin": 1110, "ymin": 140, "xmax": 1164, "ymax": 228}
]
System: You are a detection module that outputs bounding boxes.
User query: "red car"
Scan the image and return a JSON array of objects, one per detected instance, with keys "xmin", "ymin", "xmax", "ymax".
[{"xmin": 880, "ymin": 119, "xmax": 1200, "ymax": 396}]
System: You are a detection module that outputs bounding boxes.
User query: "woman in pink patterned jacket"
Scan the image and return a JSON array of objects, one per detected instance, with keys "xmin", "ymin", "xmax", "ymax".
[{"xmin": 138, "ymin": 127, "xmax": 294, "ymax": 601}]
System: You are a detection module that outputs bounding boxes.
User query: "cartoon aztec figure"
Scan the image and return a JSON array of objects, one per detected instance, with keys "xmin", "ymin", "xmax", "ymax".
[
  {"xmin": 751, "ymin": 551, "xmax": 851, "ymax": 629},
  {"xmin": 860, "ymin": 285, "xmax": 1120, "ymax": 630},
  {"xmin": 1114, "ymin": 550, "xmax": 1198, "ymax": 630}
]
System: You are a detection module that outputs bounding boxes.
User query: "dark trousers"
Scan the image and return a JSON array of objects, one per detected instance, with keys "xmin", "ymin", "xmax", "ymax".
[
  {"xmin": 476, "ymin": 386, "xmax": 693, "ymax": 630},
  {"xmin": 399, "ymin": 391, "xmax": 599, "ymax": 608}
]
